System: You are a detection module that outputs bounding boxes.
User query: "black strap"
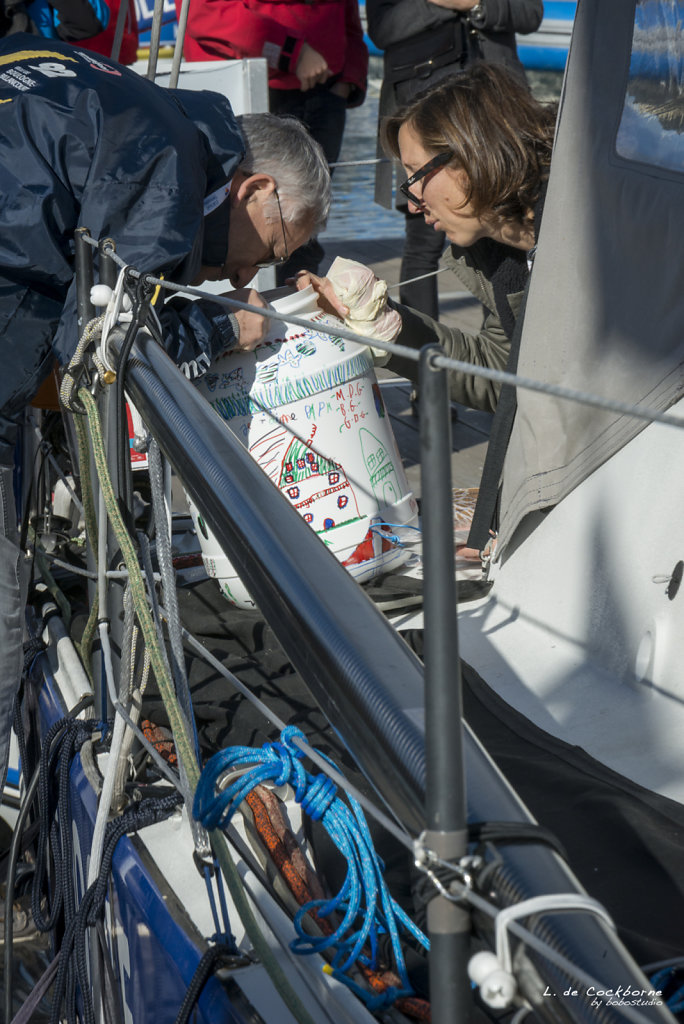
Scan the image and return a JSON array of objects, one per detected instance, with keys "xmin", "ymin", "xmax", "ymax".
[
  {"xmin": 278, "ymin": 34, "xmax": 298, "ymax": 73},
  {"xmin": 467, "ymin": 184, "xmax": 547, "ymax": 551},
  {"xmin": 469, "ymin": 819, "xmax": 567, "ymax": 861},
  {"xmin": 467, "ymin": 280, "xmax": 530, "ymax": 551},
  {"xmin": 383, "ymin": 19, "xmax": 467, "ymax": 86}
]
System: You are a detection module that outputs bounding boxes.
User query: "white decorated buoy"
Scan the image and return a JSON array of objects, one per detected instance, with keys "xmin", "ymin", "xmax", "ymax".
[{"xmin": 187, "ymin": 286, "xmax": 419, "ymax": 608}]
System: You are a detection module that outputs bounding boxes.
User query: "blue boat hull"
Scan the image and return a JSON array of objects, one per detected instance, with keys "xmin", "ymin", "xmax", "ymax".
[{"xmin": 33, "ymin": 633, "xmax": 242, "ymax": 1024}]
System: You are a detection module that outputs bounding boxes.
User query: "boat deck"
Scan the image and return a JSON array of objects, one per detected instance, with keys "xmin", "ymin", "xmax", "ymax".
[{"xmin": 320, "ymin": 236, "xmax": 493, "ymax": 498}]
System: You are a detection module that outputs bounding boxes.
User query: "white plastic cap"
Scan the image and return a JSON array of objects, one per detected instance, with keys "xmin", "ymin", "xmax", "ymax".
[{"xmin": 467, "ymin": 951, "xmax": 517, "ymax": 1009}]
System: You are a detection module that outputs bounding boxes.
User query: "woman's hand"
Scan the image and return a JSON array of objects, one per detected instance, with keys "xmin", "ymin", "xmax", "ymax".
[
  {"xmin": 294, "ymin": 271, "xmax": 350, "ymax": 320},
  {"xmin": 295, "ymin": 260, "xmax": 402, "ymax": 349}
]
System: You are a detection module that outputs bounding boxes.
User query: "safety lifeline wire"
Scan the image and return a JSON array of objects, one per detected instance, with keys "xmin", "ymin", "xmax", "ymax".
[
  {"xmin": 85, "ymin": 233, "xmax": 684, "ymax": 434},
  {"xmin": 72, "ymin": 233, "xmax": 678, "ymax": 1024}
]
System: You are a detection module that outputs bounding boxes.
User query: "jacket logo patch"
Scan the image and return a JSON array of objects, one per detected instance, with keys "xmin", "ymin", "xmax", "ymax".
[
  {"xmin": 76, "ymin": 51, "xmax": 122, "ymax": 76},
  {"xmin": 0, "ymin": 50, "xmax": 78, "ymax": 68}
]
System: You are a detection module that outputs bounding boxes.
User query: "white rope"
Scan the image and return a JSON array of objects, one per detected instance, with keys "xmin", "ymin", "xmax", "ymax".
[
  {"xmin": 328, "ymin": 158, "xmax": 389, "ymax": 168},
  {"xmin": 388, "ymin": 267, "xmax": 450, "ymax": 290},
  {"xmin": 494, "ymin": 893, "xmax": 616, "ymax": 975},
  {"xmin": 87, "ymin": 710, "xmax": 127, "ymax": 887},
  {"xmin": 415, "ymin": 850, "xmax": 667, "ymax": 1024},
  {"xmin": 88, "ymin": 484, "xmax": 129, "ymax": 886}
]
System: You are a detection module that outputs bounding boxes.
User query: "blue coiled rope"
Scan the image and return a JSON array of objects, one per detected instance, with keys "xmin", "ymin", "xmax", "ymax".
[{"xmin": 194, "ymin": 726, "xmax": 429, "ymax": 1010}]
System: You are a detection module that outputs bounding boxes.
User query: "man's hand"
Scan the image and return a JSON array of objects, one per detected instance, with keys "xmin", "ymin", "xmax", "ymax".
[
  {"xmin": 226, "ymin": 288, "xmax": 269, "ymax": 351},
  {"xmin": 295, "ymin": 43, "xmax": 331, "ymax": 90}
]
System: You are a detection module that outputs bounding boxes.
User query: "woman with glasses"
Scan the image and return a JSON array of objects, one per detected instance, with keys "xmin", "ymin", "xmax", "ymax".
[
  {"xmin": 298, "ymin": 61, "xmax": 556, "ymax": 413},
  {"xmin": 366, "ymin": 0, "xmax": 542, "ymax": 324}
]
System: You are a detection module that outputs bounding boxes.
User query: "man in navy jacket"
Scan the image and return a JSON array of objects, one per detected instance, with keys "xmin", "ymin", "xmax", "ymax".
[{"xmin": 0, "ymin": 34, "xmax": 330, "ymax": 791}]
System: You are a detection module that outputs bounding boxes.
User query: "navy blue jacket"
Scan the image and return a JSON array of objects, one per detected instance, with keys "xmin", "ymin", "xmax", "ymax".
[{"xmin": 0, "ymin": 35, "xmax": 244, "ymax": 463}]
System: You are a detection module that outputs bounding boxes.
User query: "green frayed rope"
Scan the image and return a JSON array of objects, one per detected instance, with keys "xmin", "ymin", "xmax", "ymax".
[{"xmin": 77, "ymin": 385, "xmax": 318, "ymax": 1024}]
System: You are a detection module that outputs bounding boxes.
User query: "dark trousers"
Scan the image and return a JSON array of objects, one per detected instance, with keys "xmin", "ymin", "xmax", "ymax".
[{"xmin": 269, "ymin": 85, "xmax": 347, "ymax": 283}]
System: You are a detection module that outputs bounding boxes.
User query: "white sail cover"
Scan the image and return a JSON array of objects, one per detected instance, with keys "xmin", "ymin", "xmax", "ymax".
[{"xmin": 498, "ymin": 0, "xmax": 684, "ymax": 554}]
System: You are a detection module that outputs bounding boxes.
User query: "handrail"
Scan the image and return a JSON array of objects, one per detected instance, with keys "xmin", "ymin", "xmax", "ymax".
[
  {"xmin": 114, "ymin": 326, "xmax": 428, "ymax": 833},
  {"xmin": 113, "ymin": 326, "xmax": 671, "ymax": 1024}
]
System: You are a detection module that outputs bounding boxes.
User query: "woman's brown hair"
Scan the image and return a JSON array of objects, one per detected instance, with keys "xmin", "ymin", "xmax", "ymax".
[{"xmin": 381, "ymin": 62, "xmax": 557, "ymax": 225}]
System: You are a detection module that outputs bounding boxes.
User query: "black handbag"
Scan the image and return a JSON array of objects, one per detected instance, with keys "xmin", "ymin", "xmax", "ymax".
[{"xmin": 383, "ymin": 19, "xmax": 470, "ymax": 90}]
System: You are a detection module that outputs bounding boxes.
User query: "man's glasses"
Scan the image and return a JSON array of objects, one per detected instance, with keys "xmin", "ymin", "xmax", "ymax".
[
  {"xmin": 399, "ymin": 152, "xmax": 452, "ymax": 207},
  {"xmin": 255, "ymin": 188, "xmax": 289, "ymax": 268}
]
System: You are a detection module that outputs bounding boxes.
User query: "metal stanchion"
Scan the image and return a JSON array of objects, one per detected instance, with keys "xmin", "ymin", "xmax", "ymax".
[
  {"xmin": 98, "ymin": 238, "xmax": 118, "ymax": 289},
  {"xmin": 74, "ymin": 227, "xmax": 95, "ymax": 329},
  {"xmin": 418, "ymin": 345, "xmax": 471, "ymax": 1024}
]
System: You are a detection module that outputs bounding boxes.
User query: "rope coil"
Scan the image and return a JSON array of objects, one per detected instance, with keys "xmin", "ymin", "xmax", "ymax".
[{"xmin": 194, "ymin": 726, "xmax": 429, "ymax": 1010}]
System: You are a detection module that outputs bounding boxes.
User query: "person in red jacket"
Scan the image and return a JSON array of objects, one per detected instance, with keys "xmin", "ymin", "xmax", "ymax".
[
  {"xmin": 179, "ymin": 0, "xmax": 368, "ymax": 281},
  {"xmin": 83, "ymin": 0, "xmax": 139, "ymax": 64}
]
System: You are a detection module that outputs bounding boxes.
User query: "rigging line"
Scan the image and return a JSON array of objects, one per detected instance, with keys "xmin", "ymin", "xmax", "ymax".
[
  {"xmin": 430, "ymin": 349, "xmax": 684, "ymax": 430},
  {"xmin": 86, "ymin": 235, "xmax": 684, "ymax": 429},
  {"xmin": 83, "ymin": 235, "xmax": 420, "ymax": 361},
  {"xmin": 89, "ymin": 590, "xmax": 141, "ymax": 885},
  {"xmin": 388, "ymin": 267, "xmax": 450, "ymax": 291},
  {"xmin": 169, "ymin": 615, "xmax": 414, "ymax": 851},
  {"xmin": 78, "ymin": 388, "xmax": 200, "ymax": 786},
  {"xmin": 328, "ymin": 158, "xmax": 389, "ymax": 168},
  {"xmin": 163, "ymin": 277, "xmax": 684, "ymax": 430},
  {"xmin": 37, "ymin": 443, "xmax": 85, "ymax": 517},
  {"xmin": 34, "ymin": 553, "xmax": 162, "ymax": 582},
  {"xmin": 642, "ymin": 958, "xmax": 684, "ymax": 974},
  {"xmin": 87, "ymin": 712, "xmax": 129, "ymax": 887},
  {"xmin": 148, "ymin": 440, "xmax": 199, "ymax": 760},
  {"xmin": 33, "ymin": 552, "xmax": 96, "ymax": 579}
]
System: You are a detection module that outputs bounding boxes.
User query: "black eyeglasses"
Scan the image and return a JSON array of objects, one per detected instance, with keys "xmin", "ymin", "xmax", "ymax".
[
  {"xmin": 255, "ymin": 188, "xmax": 289, "ymax": 268},
  {"xmin": 399, "ymin": 152, "xmax": 452, "ymax": 207}
]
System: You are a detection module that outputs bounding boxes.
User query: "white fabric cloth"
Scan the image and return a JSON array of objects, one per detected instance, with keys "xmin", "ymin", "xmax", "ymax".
[{"xmin": 326, "ymin": 257, "xmax": 401, "ymax": 357}]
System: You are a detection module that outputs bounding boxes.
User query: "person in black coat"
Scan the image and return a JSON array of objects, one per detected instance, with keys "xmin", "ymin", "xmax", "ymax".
[
  {"xmin": 366, "ymin": 0, "xmax": 543, "ymax": 320},
  {"xmin": 0, "ymin": 33, "xmax": 332, "ymax": 793}
]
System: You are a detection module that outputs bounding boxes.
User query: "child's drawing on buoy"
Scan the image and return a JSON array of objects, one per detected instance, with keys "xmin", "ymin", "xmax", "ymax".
[
  {"xmin": 249, "ymin": 427, "xmax": 361, "ymax": 532},
  {"xmin": 189, "ymin": 286, "xmax": 419, "ymax": 607}
]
